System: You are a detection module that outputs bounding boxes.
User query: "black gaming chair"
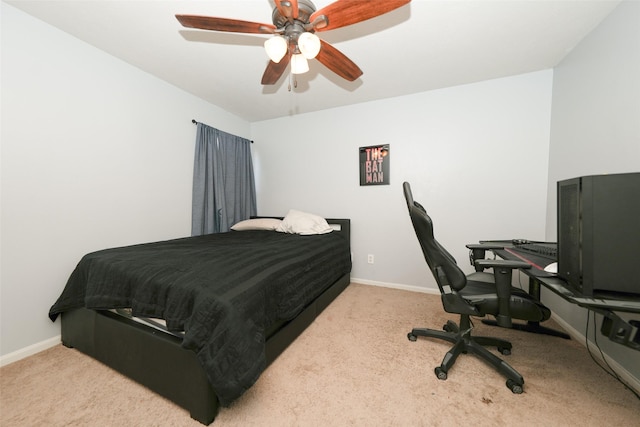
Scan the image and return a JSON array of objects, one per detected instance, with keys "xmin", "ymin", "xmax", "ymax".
[{"xmin": 403, "ymin": 182, "xmax": 551, "ymax": 393}]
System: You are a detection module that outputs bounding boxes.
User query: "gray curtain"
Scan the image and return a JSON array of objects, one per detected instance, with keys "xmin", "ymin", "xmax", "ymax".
[{"xmin": 191, "ymin": 123, "xmax": 257, "ymax": 235}]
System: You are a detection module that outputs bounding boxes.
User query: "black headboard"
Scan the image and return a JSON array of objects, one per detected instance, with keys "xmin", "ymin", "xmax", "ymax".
[{"xmin": 252, "ymin": 216, "xmax": 350, "ymax": 246}]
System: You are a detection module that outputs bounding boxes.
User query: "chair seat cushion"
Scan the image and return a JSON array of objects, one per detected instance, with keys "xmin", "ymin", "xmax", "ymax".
[
  {"xmin": 466, "ymin": 271, "xmax": 495, "ymax": 283},
  {"xmin": 462, "ymin": 278, "xmax": 551, "ymax": 322}
]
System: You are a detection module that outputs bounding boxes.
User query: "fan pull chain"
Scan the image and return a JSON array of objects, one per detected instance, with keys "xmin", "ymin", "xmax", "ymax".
[{"xmin": 287, "ymin": 71, "xmax": 298, "ymax": 92}]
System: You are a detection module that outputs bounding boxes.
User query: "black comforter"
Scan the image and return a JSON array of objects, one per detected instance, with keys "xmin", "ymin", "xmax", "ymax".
[{"xmin": 49, "ymin": 230, "xmax": 351, "ymax": 405}]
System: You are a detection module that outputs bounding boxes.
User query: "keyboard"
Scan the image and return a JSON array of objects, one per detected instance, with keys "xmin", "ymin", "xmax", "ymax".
[{"xmin": 511, "ymin": 242, "xmax": 557, "ymax": 260}]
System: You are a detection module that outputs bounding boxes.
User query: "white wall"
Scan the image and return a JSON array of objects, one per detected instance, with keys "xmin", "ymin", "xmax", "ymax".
[
  {"xmin": 251, "ymin": 70, "xmax": 553, "ymax": 290},
  {"xmin": 6, "ymin": 0, "xmax": 633, "ymax": 382},
  {"xmin": 544, "ymin": 0, "xmax": 640, "ymax": 383},
  {"xmin": 546, "ymin": 1, "xmax": 640, "ymax": 236},
  {"xmin": 0, "ymin": 3, "xmax": 251, "ymax": 359}
]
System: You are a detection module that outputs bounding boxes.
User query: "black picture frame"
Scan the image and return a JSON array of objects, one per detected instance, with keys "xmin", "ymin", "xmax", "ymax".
[{"xmin": 359, "ymin": 144, "xmax": 390, "ymax": 186}]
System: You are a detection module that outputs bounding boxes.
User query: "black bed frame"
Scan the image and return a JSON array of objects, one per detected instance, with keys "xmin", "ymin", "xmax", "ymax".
[{"xmin": 59, "ymin": 219, "xmax": 350, "ymax": 425}]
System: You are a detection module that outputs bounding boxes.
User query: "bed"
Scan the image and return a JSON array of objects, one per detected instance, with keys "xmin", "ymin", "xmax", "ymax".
[{"xmin": 49, "ymin": 215, "xmax": 351, "ymax": 425}]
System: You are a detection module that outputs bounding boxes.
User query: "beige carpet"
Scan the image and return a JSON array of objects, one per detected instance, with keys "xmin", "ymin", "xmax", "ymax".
[{"xmin": 1, "ymin": 283, "xmax": 638, "ymax": 426}]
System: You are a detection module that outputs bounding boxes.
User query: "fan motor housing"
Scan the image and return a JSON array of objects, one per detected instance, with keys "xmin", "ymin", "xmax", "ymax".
[{"xmin": 271, "ymin": 0, "xmax": 316, "ymax": 28}]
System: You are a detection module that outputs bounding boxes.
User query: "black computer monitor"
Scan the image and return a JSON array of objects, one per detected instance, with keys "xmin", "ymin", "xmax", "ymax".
[{"xmin": 557, "ymin": 172, "xmax": 640, "ymax": 298}]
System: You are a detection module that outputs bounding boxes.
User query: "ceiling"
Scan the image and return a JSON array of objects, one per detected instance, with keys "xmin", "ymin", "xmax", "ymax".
[{"xmin": 6, "ymin": 0, "xmax": 621, "ymax": 122}]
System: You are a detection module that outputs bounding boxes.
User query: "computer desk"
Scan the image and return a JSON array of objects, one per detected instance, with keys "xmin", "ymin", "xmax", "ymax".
[{"xmin": 468, "ymin": 242, "xmax": 640, "ymax": 351}]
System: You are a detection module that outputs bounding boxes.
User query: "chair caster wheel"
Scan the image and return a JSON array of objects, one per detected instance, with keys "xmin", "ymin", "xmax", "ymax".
[
  {"xmin": 498, "ymin": 346, "xmax": 511, "ymax": 356},
  {"xmin": 443, "ymin": 320, "xmax": 458, "ymax": 333},
  {"xmin": 506, "ymin": 379, "xmax": 523, "ymax": 394},
  {"xmin": 435, "ymin": 367, "xmax": 447, "ymax": 380},
  {"xmin": 407, "ymin": 333, "xmax": 417, "ymax": 342}
]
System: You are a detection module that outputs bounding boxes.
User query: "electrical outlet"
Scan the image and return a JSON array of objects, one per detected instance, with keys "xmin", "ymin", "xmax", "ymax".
[{"xmin": 367, "ymin": 254, "xmax": 374, "ymax": 264}]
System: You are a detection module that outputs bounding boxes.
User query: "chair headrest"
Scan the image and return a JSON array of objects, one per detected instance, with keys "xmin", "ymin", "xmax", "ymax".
[
  {"xmin": 402, "ymin": 182, "xmax": 414, "ymax": 210},
  {"xmin": 404, "ymin": 181, "xmax": 428, "ymax": 212}
]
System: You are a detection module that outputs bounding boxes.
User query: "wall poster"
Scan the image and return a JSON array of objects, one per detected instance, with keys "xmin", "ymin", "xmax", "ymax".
[{"xmin": 359, "ymin": 144, "xmax": 390, "ymax": 186}]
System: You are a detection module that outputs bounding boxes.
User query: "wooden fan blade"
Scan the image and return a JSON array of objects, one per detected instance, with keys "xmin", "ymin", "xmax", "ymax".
[
  {"xmin": 261, "ymin": 53, "xmax": 292, "ymax": 85},
  {"xmin": 311, "ymin": 0, "xmax": 410, "ymax": 32},
  {"xmin": 176, "ymin": 15, "xmax": 276, "ymax": 34},
  {"xmin": 275, "ymin": 0, "xmax": 299, "ymax": 20},
  {"xmin": 315, "ymin": 39, "xmax": 362, "ymax": 82}
]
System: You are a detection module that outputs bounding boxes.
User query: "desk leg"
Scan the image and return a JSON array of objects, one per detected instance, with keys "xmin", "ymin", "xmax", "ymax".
[
  {"xmin": 482, "ymin": 276, "xmax": 571, "ymax": 340},
  {"xmin": 528, "ymin": 276, "xmax": 541, "ymax": 300}
]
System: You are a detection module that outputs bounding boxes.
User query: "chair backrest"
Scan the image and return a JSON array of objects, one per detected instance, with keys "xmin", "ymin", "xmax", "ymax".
[{"xmin": 402, "ymin": 182, "xmax": 468, "ymax": 293}]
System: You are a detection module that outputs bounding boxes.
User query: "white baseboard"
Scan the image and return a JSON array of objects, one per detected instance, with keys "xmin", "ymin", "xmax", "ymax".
[
  {"xmin": 549, "ymin": 313, "xmax": 640, "ymax": 395},
  {"xmin": 0, "ymin": 336, "xmax": 61, "ymax": 368},
  {"xmin": 351, "ymin": 277, "xmax": 441, "ymax": 296}
]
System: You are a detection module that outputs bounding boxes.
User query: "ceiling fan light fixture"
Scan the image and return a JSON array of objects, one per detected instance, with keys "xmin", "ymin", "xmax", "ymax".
[
  {"xmin": 264, "ymin": 35, "xmax": 288, "ymax": 63},
  {"xmin": 291, "ymin": 53, "xmax": 309, "ymax": 74},
  {"xmin": 177, "ymin": 0, "xmax": 413, "ymax": 85},
  {"xmin": 297, "ymin": 32, "xmax": 321, "ymax": 59}
]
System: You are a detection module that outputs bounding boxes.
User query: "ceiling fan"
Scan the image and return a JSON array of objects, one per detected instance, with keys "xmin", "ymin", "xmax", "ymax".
[{"xmin": 176, "ymin": 0, "xmax": 411, "ymax": 85}]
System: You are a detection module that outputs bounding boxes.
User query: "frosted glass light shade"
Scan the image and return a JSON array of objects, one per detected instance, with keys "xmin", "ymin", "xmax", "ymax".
[
  {"xmin": 291, "ymin": 54, "xmax": 309, "ymax": 74},
  {"xmin": 264, "ymin": 36, "xmax": 288, "ymax": 63},
  {"xmin": 298, "ymin": 32, "xmax": 321, "ymax": 59}
]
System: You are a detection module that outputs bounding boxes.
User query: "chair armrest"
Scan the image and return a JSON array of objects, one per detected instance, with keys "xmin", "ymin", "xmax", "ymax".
[
  {"xmin": 466, "ymin": 243, "xmax": 508, "ymax": 272},
  {"xmin": 473, "ymin": 259, "xmax": 531, "ymax": 270},
  {"xmin": 473, "ymin": 259, "xmax": 531, "ymax": 328},
  {"xmin": 466, "ymin": 243, "xmax": 507, "ymax": 250}
]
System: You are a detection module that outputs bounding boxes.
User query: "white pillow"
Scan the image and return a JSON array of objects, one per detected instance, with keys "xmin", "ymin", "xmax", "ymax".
[
  {"xmin": 230, "ymin": 218, "xmax": 282, "ymax": 231},
  {"xmin": 276, "ymin": 209, "xmax": 333, "ymax": 235}
]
